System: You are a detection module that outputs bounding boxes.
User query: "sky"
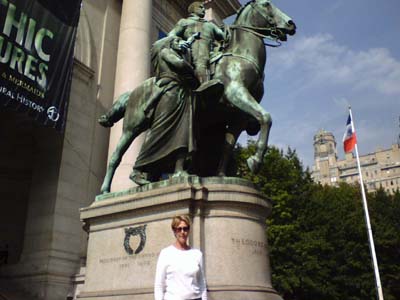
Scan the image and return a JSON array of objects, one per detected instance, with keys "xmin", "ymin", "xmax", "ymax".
[{"xmin": 229, "ymin": 0, "xmax": 400, "ymax": 168}]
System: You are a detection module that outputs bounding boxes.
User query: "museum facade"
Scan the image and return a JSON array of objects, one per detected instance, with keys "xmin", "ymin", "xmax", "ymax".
[{"xmin": 0, "ymin": 1, "xmax": 240, "ymax": 299}]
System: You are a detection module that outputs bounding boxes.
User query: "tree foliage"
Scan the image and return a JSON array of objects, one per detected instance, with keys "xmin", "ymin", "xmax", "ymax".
[{"xmin": 234, "ymin": 143, "xmax": 400, "ymax": 300}]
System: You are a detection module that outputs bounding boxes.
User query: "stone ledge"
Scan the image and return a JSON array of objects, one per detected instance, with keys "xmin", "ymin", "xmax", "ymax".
[
  {"xmin": 77, "ymin": 285, "xmax": 278, "ymax": 298},
  {"xmin": 208, "ymin": 285, "xmax": 277, "ymax": 293},
  {"xmin": 95, "ymin": 176, "xmax": 256, "ymax": 201},
  {"xmin": 78, "ymin": 287, "xmax": 152, "ymax": 298},
  {"xmin": 82, "ymin": 177, "xmax": 269, "ymax": 222}
]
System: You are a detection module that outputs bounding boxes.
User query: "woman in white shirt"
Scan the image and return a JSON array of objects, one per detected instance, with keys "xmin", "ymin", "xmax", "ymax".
[{"xmin": 154, "ymin": 215, "xmax": 207, "ymax": 300}]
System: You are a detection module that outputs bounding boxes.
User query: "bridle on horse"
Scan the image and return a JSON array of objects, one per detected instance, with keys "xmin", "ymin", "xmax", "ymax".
[
  {"xmin": 213, "ymin": 1, "xmax": 287, "ymax": 76},
  {"xmin": 230, "ymin": 1, "xmax": 283, "ymax": 47}
]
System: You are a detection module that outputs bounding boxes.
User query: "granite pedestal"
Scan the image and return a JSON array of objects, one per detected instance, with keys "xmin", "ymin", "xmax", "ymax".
[{"xmin": 78, "ymin": 176, "xmax": 283, "ymax": 300}]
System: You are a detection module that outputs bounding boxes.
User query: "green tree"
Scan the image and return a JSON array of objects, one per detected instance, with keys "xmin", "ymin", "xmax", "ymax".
[
  {"xmin": 297, "ymin": 183, "xmax": 375, "ymax": 300},
  {"xmin": 368, "ymin": 189, "xmax": 400, "ymax": 300},
  {"xmin": 234, "ymin": 143, "xmax": 399, "ymax": 300}
]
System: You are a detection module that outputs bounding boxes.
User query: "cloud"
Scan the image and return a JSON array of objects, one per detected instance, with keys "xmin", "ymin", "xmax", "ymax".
[
  {"xmin": 332, "ymin": 97, "xmax": 350, "ymax": 109},
  {"xmin": 270, "ymin": 34, "xmax": 400, "ymax": 96},
  {"xmin": 248, "ymin": 33, "xmax": 399, "ymax": 168}
]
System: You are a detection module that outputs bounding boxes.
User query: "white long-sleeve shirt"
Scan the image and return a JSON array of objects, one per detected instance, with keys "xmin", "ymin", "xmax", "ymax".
[{"xmin": 154, "ymin": 245, "xmax": 207, "ymax": 300}]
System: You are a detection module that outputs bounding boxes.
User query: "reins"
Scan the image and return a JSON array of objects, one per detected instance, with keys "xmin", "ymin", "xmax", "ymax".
[
  {"xmin": 229, "ymin": 1, "xmax": 283, "ymax": 48},
  {"xmin": 229, "ymin": 25, "xmax": 282, "ymax": 47},
  {"xmin": 215, "ymin": 1, "xmax": 287, "ymax": 75}
]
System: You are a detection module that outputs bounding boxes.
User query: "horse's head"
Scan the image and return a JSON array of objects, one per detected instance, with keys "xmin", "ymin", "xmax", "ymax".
[{"xmin": 237, "ymin": 0, "xmax": 296, "ymax": 41}]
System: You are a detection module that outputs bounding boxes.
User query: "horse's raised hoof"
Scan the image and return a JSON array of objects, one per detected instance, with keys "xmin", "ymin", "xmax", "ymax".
[
  {"xmin": 247, "ymin": 156, "xmax": 261, "ymax": 173},
  {"xmin": 130, "ymin": 170, "xmax": 150, "ymax": 186},
  {"xmin": 98, "ymin": 114, "xmax": 114, "ymax": 127}
]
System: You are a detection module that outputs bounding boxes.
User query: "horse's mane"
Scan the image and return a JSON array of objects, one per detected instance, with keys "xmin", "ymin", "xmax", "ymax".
[{"xmin": 234, "ymin": 0, "xmax": 255, "ymax": 23}]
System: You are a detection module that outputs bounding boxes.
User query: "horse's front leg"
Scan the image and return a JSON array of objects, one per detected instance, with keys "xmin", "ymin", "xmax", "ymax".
[
  {"xmin": 224, "ymin": 84, "xmax": 272, "ymax": 173},
  {"xmin": 247, "ymin": 114, "xmax": 272, "ymax": 173}
]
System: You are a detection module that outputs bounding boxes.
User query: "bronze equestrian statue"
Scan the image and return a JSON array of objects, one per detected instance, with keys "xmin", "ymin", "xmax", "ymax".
[{"xmin": 98, "ymin": 0, "xmax": 296, "ymax": 194}]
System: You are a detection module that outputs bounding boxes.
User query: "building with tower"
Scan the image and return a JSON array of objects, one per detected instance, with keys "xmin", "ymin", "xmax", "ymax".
[
  {"xmin": 312, "ymin": 129, "xmax": 400, "ymax": 194},
  {"xmin": 312, "ymin": 130, "xmax": 339, "ymax": 185}
]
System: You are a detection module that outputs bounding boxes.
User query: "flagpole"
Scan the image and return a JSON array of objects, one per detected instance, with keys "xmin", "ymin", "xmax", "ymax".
[{"xmin": 349, "ymin": 107, "xmax": 384, "ymax": 300}]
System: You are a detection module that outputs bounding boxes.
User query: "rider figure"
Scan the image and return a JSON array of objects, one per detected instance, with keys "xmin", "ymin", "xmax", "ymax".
[{"xmin": 168, "ymin": 1, "xmax": 225, "ymax": 84}]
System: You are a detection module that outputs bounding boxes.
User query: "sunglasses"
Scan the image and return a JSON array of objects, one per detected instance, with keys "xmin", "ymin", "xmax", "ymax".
[{"xmin": 174, "ymin": 226, "xmax": 190, "ymax": 232}]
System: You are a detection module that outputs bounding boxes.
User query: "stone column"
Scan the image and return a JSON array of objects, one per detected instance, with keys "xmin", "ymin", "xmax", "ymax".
[{"xmin": 108, "ymin": 0, "xmax": 153, "ymax": 192}]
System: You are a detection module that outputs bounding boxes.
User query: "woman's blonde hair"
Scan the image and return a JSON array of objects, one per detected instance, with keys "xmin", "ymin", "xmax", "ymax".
[{"xmin": 171, "ymin": 215, "xmax": 191, "ymax": 230}]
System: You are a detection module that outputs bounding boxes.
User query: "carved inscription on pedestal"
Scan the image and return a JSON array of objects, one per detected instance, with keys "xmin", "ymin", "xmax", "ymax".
[
  {"xmin": 97, "ymin": 224, "xmax": 157, "ymax": 270},
  {"xmin": 98, "ymin": 252, "xmax": 158, "ymax": 269},
  {"xmin": 231, "ymin": 237, "xmax": 268, "ymax": 256}
]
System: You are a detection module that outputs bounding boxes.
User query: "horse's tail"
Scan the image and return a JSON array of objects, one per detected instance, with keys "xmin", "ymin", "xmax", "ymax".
[
  {"xmin": 99, "ymin": 77, "xmax": 158, "ymax": 128},
  {"xmin": 122, "ymin": 77, "xmax": 160, "ymax": 130},
  {"xmin": 98, "ymin": 91, "xmax": 131, "ymax": 127}
]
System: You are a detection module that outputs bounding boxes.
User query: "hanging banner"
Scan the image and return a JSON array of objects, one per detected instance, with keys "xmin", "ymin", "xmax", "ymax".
[{"xmin": 0, "ymin": 0, "xmax": 81, "ymax": 131}]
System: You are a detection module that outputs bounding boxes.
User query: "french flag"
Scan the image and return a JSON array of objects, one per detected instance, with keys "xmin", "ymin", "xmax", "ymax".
[{"xmin": 343, "ymin": 114, "xmax": 357, "ymax": 153}]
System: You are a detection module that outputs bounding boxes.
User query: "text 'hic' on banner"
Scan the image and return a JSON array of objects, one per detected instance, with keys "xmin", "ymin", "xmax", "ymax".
[{"xmin": 0, "ymin": 0, "xmax": 81, "ymax": 131}]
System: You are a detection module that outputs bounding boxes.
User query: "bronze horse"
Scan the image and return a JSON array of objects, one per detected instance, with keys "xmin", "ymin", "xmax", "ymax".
[
  {"xmin": 99, "ymin": 0, "xmax": 296, "ymax": 193},
  {"xmin": 209, "ymin": 0, "xmax": 296, "ymax": 175}
]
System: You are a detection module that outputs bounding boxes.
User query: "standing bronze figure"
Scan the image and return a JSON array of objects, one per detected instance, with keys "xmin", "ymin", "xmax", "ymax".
[{"xmin": 168, "ymin": 1, "xmax": 225, "ymax": 83}]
